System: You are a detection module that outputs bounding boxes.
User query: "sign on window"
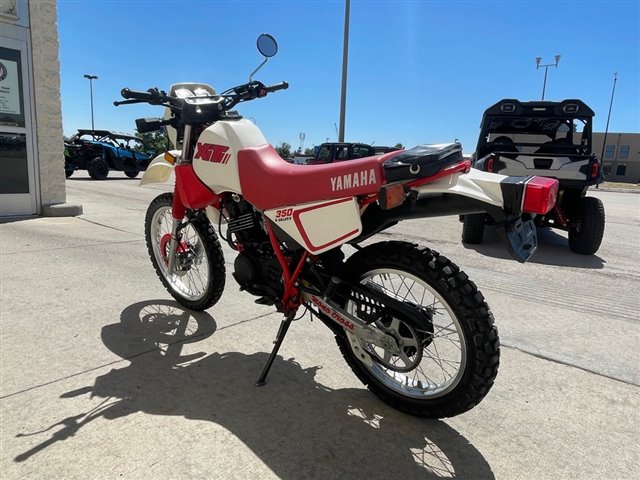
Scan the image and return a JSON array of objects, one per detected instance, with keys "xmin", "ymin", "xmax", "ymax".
[{"xmin": 0, "ymin": 46, "xmax": 24, "ymax": 126}]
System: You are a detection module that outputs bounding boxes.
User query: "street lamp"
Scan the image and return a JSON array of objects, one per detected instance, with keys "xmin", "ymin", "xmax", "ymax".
[
  {"xmin": 83, "ymin": 74, "xmax": 98, "ymax": 129},
  {"xmin": 338, "ymin": 0, "xmax": 350, "ymax": 142},
  {"xmin": 535, "ymin": 55, "xmax": 560, "ymax": 100}
]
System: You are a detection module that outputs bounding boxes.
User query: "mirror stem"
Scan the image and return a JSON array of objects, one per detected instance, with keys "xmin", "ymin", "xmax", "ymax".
[{"xmin": 249, "ymin": 58, "xmax": 269, "ymax": 82}]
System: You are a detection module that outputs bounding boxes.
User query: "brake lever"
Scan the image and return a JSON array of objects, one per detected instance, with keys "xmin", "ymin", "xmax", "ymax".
[{"xmin": 113, "ymin": 99, "xmax": 143, "ymax": 107}]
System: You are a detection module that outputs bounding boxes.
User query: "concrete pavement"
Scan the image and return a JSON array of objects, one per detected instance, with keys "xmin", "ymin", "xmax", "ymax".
[{"xmin": 1, "ymin": 172, "xmax": 638, "ymax": 479}]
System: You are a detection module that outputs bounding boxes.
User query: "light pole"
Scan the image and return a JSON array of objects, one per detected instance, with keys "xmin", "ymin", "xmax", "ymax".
[
  {"xmin": 83, "ymin": 74, "xmax": 98, "ymax": 129},
  {"xmin": 338, "ymin": 0, "xmax": 350, "ymax": 142},
  {"xmin": 597, "ymin": 72, "xmax": 618, "ymax": 188},
  {"xmin": 535, "ymin": 55, "xmax": 560, "ymax": 100}
]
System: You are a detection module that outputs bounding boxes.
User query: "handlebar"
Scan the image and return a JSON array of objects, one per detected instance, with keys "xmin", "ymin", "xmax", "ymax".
[
  {"xmin": 115, "ymin": 80, "xmax": 289, "ymax": 124},
  {"xmin": 121, "ymin": 88, "xmax": 154, "ymax": 101},
  {"xmin": 265, "ymin": 81, "xmax": 289, "ymax": 93}
]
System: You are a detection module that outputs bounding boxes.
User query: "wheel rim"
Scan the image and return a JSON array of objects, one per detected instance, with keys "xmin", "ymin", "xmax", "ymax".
[
  {"xmin": 347, "ymin": 269, "xmax": 467, "ymax": 399},
  {"xmin": 150, "ymin": 205, "xmax": 210, "ymax": 302}
]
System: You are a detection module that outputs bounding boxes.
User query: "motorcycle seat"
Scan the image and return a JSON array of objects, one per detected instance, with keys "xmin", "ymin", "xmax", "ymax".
[
  {"xmin": 382, "ymin": 143, "xmax": 464, "ymax": 182},
  {"xmin": 238, "ymin": 144, "xmax": 390, "ymax": 210}
]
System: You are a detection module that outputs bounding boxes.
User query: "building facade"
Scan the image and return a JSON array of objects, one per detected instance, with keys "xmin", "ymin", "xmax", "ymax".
[
  {"xmin": 0, "ymin": 0, "xmax": 80, "ymax": 217},
  {"xmin": 593, "ymin": 132, "xmax": 640, "ymax": 184}
]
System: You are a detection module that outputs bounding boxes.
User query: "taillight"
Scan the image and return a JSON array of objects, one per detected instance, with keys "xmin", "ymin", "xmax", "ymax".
[
  {"xmin": 522, "ymin": 177, "xmax": 559, "ymax": 214},
  {"xmin": 486, "ymin": 155, "xmax": 495, "ymax": 173},
  {"xmin": 590, "ymin": 161, "xmax": 600, "ymax": 179}
]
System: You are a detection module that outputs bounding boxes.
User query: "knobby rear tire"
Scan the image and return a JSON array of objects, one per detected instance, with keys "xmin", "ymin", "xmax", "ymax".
[
  {"xmin": 336, "ymin": 241, "xmax": 500, "ymax": 418},
  {"xmin": 145, "ymin": 193, "xmax": 226, "ymax": 311}
]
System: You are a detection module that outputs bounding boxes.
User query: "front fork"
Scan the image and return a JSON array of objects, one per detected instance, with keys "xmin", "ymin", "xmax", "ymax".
[{"xmin": 167, "ymin": 185, "xmax": 188, "ymax": 276}]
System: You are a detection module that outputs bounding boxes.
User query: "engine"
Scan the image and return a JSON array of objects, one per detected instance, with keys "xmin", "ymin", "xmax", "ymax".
[{"xmin": 225, "ymin": 196, "xmax": 283, "ymax": 301}]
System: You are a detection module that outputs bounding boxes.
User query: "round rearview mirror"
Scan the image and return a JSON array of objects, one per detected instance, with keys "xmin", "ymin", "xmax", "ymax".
[{"xmin": 257, "ymin": 34, "xmax": 278, "ymax": 58}]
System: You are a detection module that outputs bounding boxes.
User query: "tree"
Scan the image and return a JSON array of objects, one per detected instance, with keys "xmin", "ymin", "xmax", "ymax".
[
  {"xmin": 394, "ymin": 143, "xmax": 404, "ymax": 149},
  {"xmin": 135, "ymin": 130, "xmax": 170, "ymax": 155},
  {"xmin": 303, "ymin": 147, "xmax": 315, "ymax": 156},
  {"xmin": 275, "ymin": 142, "xmax": 292, "ymax": 159}
]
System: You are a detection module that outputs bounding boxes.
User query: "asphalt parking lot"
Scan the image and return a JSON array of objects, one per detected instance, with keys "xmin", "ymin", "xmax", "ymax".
[{"xmin": 1, "ymin": 172, "xmax": 639, "ymax": 479}]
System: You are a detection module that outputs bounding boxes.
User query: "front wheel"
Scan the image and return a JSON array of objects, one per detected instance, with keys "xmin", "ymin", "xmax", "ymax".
[
  {"xmin": 145, "ymin": 193, "xmax": 226, "ymax": 310},
  {"xmin": 87, "ymin": 157, "xmax": 109, "ymax": 180},
  {"xmin": 336, "ymin": 241, "xmax": 499, "ymax": 418}
]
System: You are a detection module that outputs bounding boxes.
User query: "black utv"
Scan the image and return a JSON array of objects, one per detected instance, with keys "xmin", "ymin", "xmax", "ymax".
[{"xmin": 461, "ymin": 99, "xmax": 605, "ymax": 255}]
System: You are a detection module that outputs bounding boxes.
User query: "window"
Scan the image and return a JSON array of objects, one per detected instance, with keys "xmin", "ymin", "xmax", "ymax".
[
  {"xmin": 616, "ymin": 164, "xmax": 626, "ymax": 176},
  {"xmin": 602, "ymin": 163, "xmax": 612, "ymax": 175},
  {"xmin": 318, "ymin": 146, "xmax": 331, "ymax": 162},
  {"xmin": 335, "ymin": 146, "xmax": 349, "ymax": 160},
  {"xmin": 351, "ymin": 146, "xmax": 371, "ymax": 159},
  {"xmin": 604, "ymin": 144, "xmax": 616, "ymax": 159},
  {"xmin": 619, "ymin": 145, "xmax": 630, "ymax": 159}
]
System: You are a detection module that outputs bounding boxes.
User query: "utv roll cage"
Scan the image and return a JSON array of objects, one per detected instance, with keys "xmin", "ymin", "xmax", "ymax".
[{"xmin": 476, "ymin": 99, "xmax": 595, "ymax": 159}]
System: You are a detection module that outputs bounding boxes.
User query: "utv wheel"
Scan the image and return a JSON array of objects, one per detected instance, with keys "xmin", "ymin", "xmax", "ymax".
[
  {"xmin": 461, "ymin": 213, "xmax": 486, "ymax": 244},
  {"xmin": 335, "ymin": 241, "xmax": 500, "ymax": 418},
  {"xmin": 87, "ymin": 157, "xmax": 109, "ymax": 180},
  {"xmin": 65, "ymin": 169, "xmax": 74, "ymax": 178},
  {"xmin": 124, "ymin": 170, "xmax": 139, "ymax": 179},
  {"xmin": 568, "ymin": 196, "xmax": 605, "ymax": 255},
  {"xmin": 145, "ymin": 193, "xmax": 226, "ymax": 310}
]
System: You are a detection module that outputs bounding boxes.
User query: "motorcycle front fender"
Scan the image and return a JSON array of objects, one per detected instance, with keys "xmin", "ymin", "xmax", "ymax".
[{"xmin": 140, "ymin": 150, "xmax": 181, "ymax": 186}]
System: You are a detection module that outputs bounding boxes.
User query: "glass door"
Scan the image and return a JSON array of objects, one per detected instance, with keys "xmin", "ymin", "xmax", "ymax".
[{"xmin": 0, "ymin": 38, "xmax": 37, "ymax": 216}]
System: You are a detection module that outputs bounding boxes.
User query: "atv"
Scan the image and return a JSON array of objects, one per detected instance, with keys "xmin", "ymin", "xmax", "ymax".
[
  {"xmin": 64, "ymin": 129, "xmax": 155, "ymax": 180},
  {"xmin": 461, "ymin": 99, "xmax": 605, "ymax": 255}
]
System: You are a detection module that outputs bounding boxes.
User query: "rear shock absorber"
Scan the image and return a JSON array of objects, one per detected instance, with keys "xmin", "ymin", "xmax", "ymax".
[{"xmin": 552, "ymin": 203, "xmax": 568, "ymax": 227}]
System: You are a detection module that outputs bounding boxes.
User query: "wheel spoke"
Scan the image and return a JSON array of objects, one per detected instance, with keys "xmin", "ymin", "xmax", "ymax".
[{"xmin": 348, "ymin": 264, "xmax": 470, "ymax": 400}]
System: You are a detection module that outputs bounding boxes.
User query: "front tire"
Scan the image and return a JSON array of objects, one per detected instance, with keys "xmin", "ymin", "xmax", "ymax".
[
  {"xmin": 568, "ymin": 196, "xmax": 605, "ymax": 255},
  {"xmin": 124, "ymin": 169, "xmax": 139, "ymax": 178},
  {"xmin": 87, "ymin": 157, "xmax": 109, "ymax": 180},
  {"xmin": 337, "ymin": 241, "xmax": 499, "ymax": 418},
  {"xmin": 145, "ymin": 193, "xmax": 226, "ymax": 310},
  {"xmin": 461, "ymin": 213, "xmax": 486, "ymax": 244}
]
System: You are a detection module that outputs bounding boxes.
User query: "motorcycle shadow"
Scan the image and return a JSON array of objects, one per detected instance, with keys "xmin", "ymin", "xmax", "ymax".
[
  {"xmin": 464, "ymin": 226, "xmax": 605, "ymax": 269},
  {"xmin": 16, "ymin": 300, "xmax": 495, "ymax": 480}
]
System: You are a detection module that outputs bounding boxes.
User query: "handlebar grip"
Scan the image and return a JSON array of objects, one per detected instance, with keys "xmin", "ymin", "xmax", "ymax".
[
  {"xmin": 136, "ymin": 117, "xmax": 165, "ymax": 133},
  {"xmin": 265, "ymin": 81, "xmax": 289, "ymax": 93},
  {"xmin": 120, "ymin": 88, "xmax": 154, "ymax": 101}
]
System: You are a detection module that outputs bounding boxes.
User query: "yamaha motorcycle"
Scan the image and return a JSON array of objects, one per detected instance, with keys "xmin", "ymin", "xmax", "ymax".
[{"xmin": 115, "ymin": 34, "xmax": 558, "ymax": 418}]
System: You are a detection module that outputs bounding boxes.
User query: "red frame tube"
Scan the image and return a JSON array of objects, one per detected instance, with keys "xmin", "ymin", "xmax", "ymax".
[{"xmin": 265, "ymin": 220, "xmax": 308, "ymax": 312}]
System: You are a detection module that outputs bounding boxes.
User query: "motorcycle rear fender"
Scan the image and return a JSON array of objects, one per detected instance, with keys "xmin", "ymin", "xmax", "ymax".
[
  {"xmin": 413, "ymin": 167, "xmax": 507, "ymax": 209},
  {"xmin": 139, "ymin": 150, "xmax": 181, "ymax": 186},
  {"xmin": 357, "ymin": 167, "xmax": 544, "ymax": 263}
]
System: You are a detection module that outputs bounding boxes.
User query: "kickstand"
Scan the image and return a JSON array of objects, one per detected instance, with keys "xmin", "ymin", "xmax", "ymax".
[{"xmin": 255, "ymin": 311, "xmax": 296, "ymax": 386}]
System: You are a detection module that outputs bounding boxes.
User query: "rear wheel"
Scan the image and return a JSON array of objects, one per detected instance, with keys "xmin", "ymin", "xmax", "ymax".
[
  {"xmin": 336, "ymin": 241, "xmax": 500, "ymax": 418},
  {"xmin": 124, "ymin": 169, "xmax": 139, "ymax": 178},
  {"xmin": 568, "ymin": 196, "xmax": 605, "ymax": 255},
  {"xmin": 461, "ymin": 213, "xmax": 486, "ymax": 244},
  {"xmin": 145, "ymin": 193, "xmax": 226, "ymax": 310},
  {"xmin": 87, "ymin": 157, "xmax": 109, "ymax": 180}
]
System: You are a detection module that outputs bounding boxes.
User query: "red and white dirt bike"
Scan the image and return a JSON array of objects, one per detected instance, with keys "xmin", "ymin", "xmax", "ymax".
[{"xmin": 115, "ymin": 34, "xmax": 558, "ymax": 418}]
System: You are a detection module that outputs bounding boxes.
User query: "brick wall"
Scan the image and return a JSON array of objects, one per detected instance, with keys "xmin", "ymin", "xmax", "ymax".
[{"xmin": 29, "ymin": 0, "xmax": 66, "ymax": 206}]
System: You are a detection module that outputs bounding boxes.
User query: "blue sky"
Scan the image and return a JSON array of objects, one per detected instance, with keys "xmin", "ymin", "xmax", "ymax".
[{"xmin": 58, "ymin": 0, "xmax": 639, "ymax": 153}]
